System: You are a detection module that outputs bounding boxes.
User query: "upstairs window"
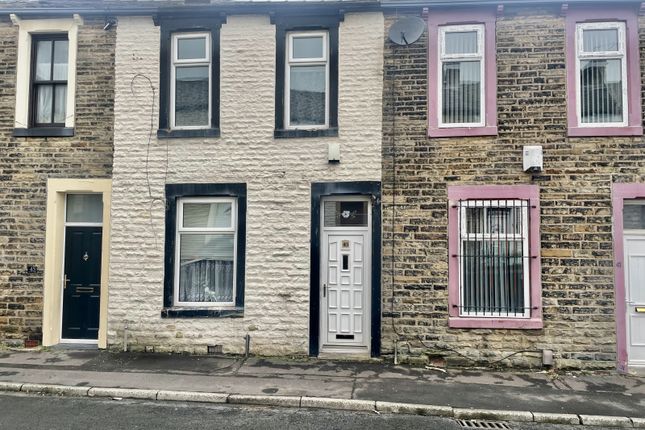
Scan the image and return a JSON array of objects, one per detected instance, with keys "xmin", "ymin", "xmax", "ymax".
[
  {"xmin": 274, "ymin": 15, "xmax": 340, "ymax": 138},
  {"xmin": 157, "ymin": 17, "xmax": 222, "ymax": 139},
  {"xmin": 439, "ymin": 25, "xmax": 484, "ymax": 128},
  {"xmin": 576, "ymin": 22, "xmax": 626, "ymax": 126},
  {"xmin": 171, "ymin": 32, "xmax": 211, "ymax": 130},
  {"xmin": 286, "ymin": 31, "xmax": 329, "ymax": 129},
  {"xmin": 565, "ymin": 7, "xmax": 642, "ymax": 137},
  {"xmin": 31, "ymin": 35, "xmax": 69, "ymax": 127},
  {"xmin": 13, "ymin": 17, "xmax": 79, "ymax": 137},
  {"xmin": 427, "ymin": 10, "xmax": 497, "ymax": 137}
]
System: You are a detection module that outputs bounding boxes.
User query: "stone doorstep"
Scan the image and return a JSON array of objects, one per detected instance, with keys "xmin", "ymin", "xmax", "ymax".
[{"xmin": 0, "ymin": 382, "xmax": 643, "ymax": 427}]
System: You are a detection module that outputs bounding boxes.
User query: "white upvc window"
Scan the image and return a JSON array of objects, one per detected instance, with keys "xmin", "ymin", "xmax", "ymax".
[
  {"xmin": 575, "ymin": 21, "xmax": 627, "ymax": 127},
  {"xmin": 174, "ymin": 197, "xmax": 237, "ymax": 307},
  {"xmin": 285, "ymin": 31, "xmax": 329, "ymax": 129},
  {"xmin": 458, "ymin": 199, "xmax": 530, "ymax": 318},
  {"xmin": 438, "ymin": 24, "xmax": 485, "ymax": 128},
  {"xmin": 170, "ymin": 32, "xmax": 211, "ymax": 130}
]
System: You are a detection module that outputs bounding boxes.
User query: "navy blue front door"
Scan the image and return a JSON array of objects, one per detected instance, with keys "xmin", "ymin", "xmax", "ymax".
[{"xmin": 61, "ymin": 226, "xmax": 102, "ymax": 340}]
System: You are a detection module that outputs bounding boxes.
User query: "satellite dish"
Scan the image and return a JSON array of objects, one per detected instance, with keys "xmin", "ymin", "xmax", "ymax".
[{"xmin": 388, "ymin": 17, "xmax": 426, "ymax": 46}]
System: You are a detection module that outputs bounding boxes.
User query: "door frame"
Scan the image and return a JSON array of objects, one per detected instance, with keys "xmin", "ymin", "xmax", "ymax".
[
  {"xmin": 59, "ymin": 195, "xmax": 104, "ymax": 344},
  {"xmin": 42, "ymin": 179, "xmax": 111, "ymax": 349},
  {"xmin": 612, "ymin": 183, "xmax": 645, "ymax": 373},
  {"xmin": 319, "ymin": 196, "xmax": 372, "ymax": 352},
  {"xmin": 310, "ymin": 181, "xmax": 381, "ymax": 357}
]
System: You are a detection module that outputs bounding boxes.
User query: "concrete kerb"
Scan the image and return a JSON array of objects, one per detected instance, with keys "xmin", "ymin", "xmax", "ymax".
[{"xmin": 0, "ymin": 383, "xmax": 644, "ymax": 426}]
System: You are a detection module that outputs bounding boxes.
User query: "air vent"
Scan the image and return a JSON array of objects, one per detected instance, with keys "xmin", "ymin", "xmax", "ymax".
[{"xmin": 456, "ymin": 420, "xmax": 512, "ymax": 429}]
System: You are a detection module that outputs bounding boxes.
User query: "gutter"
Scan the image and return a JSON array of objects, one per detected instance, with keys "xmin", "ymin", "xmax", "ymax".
[
  {"xmin": 0, "ymin": 1, "xmax": 381, "ymax": 18},
  {"xmin": 381, "ymin": 0, "xmax": 641, "ymax": 8}
]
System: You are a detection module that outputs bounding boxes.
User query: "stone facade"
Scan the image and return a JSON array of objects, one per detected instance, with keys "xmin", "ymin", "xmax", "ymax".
[
  {"xmin": 108, "ymin": 13, "xmax": 383, "ymax": 354},
  {"xmin": 382, "ymin": 5, "xmax": 645, "ymax": 369},
  {"xmin": 0, "ymin": 16, "xmax": 114, "ymax": 344}
]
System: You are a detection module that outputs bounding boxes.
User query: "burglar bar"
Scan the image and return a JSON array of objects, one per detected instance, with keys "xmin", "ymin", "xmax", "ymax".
[{"xmin": 456, "ymin": 199, "xmax": 530, "ymax": 317}]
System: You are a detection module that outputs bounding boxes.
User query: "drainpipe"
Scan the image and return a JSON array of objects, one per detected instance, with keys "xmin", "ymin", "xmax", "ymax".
[{"xmin": 123, "ymin": 322, "xmax": 129, "ymax": 352}]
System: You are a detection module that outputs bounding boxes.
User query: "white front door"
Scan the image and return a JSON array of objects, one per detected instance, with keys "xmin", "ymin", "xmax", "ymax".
[
  {"xmin": 625, "ymin": 235, "xmax": 645, "ymax": 368},
  {"xmin": 320, "ymin": 198, "xmax": 370, "ymax": 352}
]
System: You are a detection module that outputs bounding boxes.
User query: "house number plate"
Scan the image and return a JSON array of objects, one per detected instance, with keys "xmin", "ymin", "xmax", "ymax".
[{"xmin": 341, "ymin": 240, "xmax": 350, "ymax": 249}]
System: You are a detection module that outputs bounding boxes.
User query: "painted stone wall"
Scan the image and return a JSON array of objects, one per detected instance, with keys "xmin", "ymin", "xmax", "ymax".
[
  {"xmin": 109, "ymin": 13, "xmax": 383, "ymax": 354},
  {"xmin": 382, "ymin": 6, "xmax": 645, "ymax": 369},
  {"xmin": 0, "ymin": 17, "xmax": 114, "ymax": 344}
]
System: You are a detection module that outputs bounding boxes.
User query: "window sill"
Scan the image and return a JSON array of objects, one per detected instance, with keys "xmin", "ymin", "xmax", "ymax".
[
  {"xmin": 567, "ymin": 126, "xmax": 643, "ymax": 137},
  {"xmin": 274, "ymin": 127, "xmax": 338, "ymax": 139},
  {"xmin": 161, "ymin": 307, "xmax": 243, "ymax": 318},
  {"xmin": 449, "ymin": 316, "xmax": 543, "ymax": 329},
  {"xmin": 13, "ymin": 127, "xmax": 74, "ymax": 137},
  {"xmin": 157, "ymin": 128, "xmax": 221, "ymax": 139},
  {"xmin": 428, "ymin": 126, "xmax": 497, "ymax": 138}
]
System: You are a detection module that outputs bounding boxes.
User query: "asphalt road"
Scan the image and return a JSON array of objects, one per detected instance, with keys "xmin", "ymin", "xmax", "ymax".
[{"xmin": 0, "ymin": 393, "xmax": 590, "ymax": 430}]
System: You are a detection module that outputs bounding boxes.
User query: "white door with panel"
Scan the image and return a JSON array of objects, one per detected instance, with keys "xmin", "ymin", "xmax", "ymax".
[
  {"xmin": 320, "ymin": 198, "xmax": 370, "ymax": 352},
  {"xmin": 625, "ymin": 235, "xmax": 645, "ymax": 367}
]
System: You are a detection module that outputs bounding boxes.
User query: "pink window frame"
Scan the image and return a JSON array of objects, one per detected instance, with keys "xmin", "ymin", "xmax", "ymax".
[
  {"xmin": 447, "ymin": 185, "xmax": 542, "ymax": 329},
  {"xmin": 611, "ymin": 183, "xmax": 645, "ymax": 373},
  {"xmin": 565, "ymin": 6, "xmax": 643, "ymax": 137},
  {"xmin": 428, "ymin": 9, "xmax": 497, "ymax": 137}
]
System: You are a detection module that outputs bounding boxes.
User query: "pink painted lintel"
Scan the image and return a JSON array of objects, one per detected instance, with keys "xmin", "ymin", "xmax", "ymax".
[
  {"xmin": 565, "ymin": 6, "xmax": 642, "ymax": 135},
  {"xmin": 611, "ymin": 183, "xmax": 645, "ymax": 373},
  {"xmin": 447, "ymin": 185, "xmax": 542, "ymax": 330},
  {"xmin": 427, "ymin": 8, "xmax": 497, "ymax": 138}
]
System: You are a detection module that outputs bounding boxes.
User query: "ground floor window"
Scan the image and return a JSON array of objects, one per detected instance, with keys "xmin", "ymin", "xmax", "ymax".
[
  {"xmin": 163, "ymin": 183, "xmax": 246, "ymax": 318},
  {"xmin": 447, "ymin": 185, "xmax": 542, "ymax": 329}
]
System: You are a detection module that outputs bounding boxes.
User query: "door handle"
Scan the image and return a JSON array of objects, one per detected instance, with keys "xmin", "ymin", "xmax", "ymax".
[
  {"xmin": 323, "ymin": 284, "xmax": 327, "ymax": 297},
  {"xmin": 63, "ymin": 274, "xmax": 70, "ymax": 289}
]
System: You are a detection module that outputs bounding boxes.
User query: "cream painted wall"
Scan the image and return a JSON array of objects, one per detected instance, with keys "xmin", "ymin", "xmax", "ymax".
[{"xmin": 109, "ymin": 13, "xmax": 383, "ymax": 354}]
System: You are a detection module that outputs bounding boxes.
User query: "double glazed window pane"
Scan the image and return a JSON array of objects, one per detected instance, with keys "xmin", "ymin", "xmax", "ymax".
[
  {"xmin": 179, "ymin": 234, "xmax": 234, "ymax": 303},
  {"xmin": 624, "ymin": 203, "xmax": 645, "ymax": 230},
  {"xmin": 177, "ymin": 37, "xmax": 206, "ymax": 60},
  {"xmin": 582, "ymin": 29, "xmax": 619, "ymax": 52},
  {"xmin": 323, "ymin": 201, "xmax": 368, "ymax": 227},
  {"xmin": 580, "ymin": 59, "xmax": 623, "ymax": 124},
  {"xmin": 442, "ymin": 61, "xmax": 481, "ymax": 124},
  {"xmin": 460, "ymin": 201, "xmax": 528, "ymax": 317},
  {"xmin": 290, "ymin": 65, "xmax": 326, "ymax": 126},
  {"xmin": 35, "ymin": 39, "xmax": 68, "ymax": 81},
  {"xmin": 34, "ymin": 38, "xmax": 68, "ymax": 125},
  {"xmin": 292, "ymin": 36, "xmax": 324, "ymax": 59},
  {"xmin": 66, "ymin": 194, "xmax": 103, "ymax": 224},
  {"xmin": 175, "ymin": 66, "xmax": 209, "ymax": 127},
  {"xmin": 444, "ymin": 31, "xmax": 478, "ymax": 55},
  {"xmin": 183, "ymin": 202, "xmax": 232, "ymax": 229}
]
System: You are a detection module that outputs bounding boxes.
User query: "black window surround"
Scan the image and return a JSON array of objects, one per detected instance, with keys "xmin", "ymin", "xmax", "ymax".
[
  {"xmin": 156, "ymin": 17, "xmax": 223, "ymax": 139},
  {"xmin": 274, "ymin": 15, "xmax": 341, "ymax": 139},
  {"xmin": 163, "ymin": 183, "xmax": 246, "ymax": 318},
  {"xmin": 13, "ymin": 33, "xmax": 74, "ymax": 138}
]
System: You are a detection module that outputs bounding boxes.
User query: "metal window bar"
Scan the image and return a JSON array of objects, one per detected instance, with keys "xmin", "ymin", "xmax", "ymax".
[{"xmin": 457, "ymin": 199, "xmax": 530, "ymax": 317}]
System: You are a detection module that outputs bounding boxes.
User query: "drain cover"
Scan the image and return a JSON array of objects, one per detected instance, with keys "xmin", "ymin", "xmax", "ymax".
[{"xmin": 456, "ymin": 420, "xmax": 512, "ymax": 429}]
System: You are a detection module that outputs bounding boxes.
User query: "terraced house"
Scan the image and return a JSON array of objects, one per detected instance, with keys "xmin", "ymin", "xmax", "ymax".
[
  {"xmin": 381, "ymin": 0, "xmax": 645, "ymax": 372},
  {"xmin": 0, "ymin": 0, "xmax": 643, "ymax": 374}
]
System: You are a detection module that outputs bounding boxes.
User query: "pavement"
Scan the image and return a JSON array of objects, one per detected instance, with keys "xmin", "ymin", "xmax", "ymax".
[{"xmin": 0, "ymin": 347, "xmax": 644, "ymax": 427}]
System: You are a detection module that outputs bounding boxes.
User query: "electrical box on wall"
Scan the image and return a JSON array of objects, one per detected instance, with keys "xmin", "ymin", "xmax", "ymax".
[
  {"xmin": 523, "ymin": 145, "xmax": 543, "ymax": 173},
  {"xmin": 328, "ymin": 142, "xmax": 340, "ymax": 163}
]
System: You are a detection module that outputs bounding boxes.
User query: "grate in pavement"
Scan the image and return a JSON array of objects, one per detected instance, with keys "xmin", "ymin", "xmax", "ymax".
[{"xmin": 456, "ymin": 419, "xmax": 512, "ymax": 429}]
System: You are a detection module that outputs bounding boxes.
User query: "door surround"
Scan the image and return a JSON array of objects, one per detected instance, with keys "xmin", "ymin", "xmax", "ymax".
[
  {"xmin": 310, "ymin": 181, "xmax": 381, "ymax": 357},
  {"xmin": 42, "ymin": 179, "xmax": 111, "ymax": 349},
  {"xmin": 612, "ymin": 183, "xmax": 645, "ymax": 373}
]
